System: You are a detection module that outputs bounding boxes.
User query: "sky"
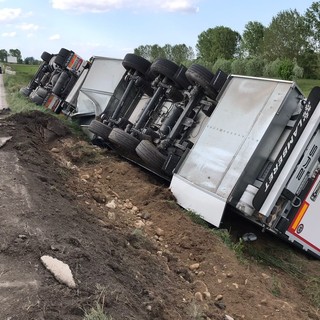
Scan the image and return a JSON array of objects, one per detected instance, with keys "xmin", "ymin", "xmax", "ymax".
[{"xmin": 0, "ymin": 0, "xmax": 315, "ymax": 61}]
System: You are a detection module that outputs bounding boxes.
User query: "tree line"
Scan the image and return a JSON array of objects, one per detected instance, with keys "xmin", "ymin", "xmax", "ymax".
[
  {"xmin": 134, "ymin": 1, "xmax": 320, "ymax": 80},
  {"xmin": 0, "ymin": 48, "xmax": 40, "ymax": 65}
]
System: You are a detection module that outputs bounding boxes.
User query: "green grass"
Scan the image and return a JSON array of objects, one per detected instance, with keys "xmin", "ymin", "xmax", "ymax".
[
  {"xmin": 212, "ymin": 228, "xmax": 245, "ymax": 259},
  {"xmin": 83, "ymin": 303, "xmax": 112, "ymax": 320},
  {"xmin": 296, "ymin": 79, "xmax": 320, "ymax": 96},
  {"xmin": 5, "ymin": 63, "xmax": 40, "ymax": 74}
]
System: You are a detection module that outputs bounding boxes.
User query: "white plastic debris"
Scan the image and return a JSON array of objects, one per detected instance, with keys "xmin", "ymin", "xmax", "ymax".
[
  {"xmin": 242, "ymin": 232, "xmax": 257, "ymax": 242},
  {"xmin": 40, "ymin": 255, "xmax": 76, "ymax": 288},
  {"xmin": 0, "ymin": 136, "xmax": 12, "ymax": 148}
]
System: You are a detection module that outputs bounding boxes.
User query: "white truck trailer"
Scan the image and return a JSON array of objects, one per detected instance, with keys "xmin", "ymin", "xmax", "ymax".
[{"xmin": 170, "ymin": 75, "xmax": 320, "ymax": 259}]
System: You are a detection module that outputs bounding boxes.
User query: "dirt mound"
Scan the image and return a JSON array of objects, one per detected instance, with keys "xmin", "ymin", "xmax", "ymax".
[{"xmin": 0, "ymin": 111, "xmax": 318, "ymax": 320}]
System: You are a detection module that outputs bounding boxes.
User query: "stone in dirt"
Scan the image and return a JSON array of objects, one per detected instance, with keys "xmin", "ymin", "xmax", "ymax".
[{"xmin": 40, "ymin": 255, "xmax": 76, "ymax": 288}]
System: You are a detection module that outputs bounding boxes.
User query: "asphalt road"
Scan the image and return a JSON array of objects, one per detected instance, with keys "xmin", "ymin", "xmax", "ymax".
[{"xmin": 0, "ymin": 74, "xmax": 8, "ymax": 110}]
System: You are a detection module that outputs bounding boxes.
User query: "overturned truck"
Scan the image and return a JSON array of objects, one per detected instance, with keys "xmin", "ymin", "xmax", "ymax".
[
  {"xmin": 170, "ymin": 76, "xmax": 320, "ymax": 259},
  {"xmin": 22, "ymin": 50, "xmax": 320, "ymax": 258},
  {"xmin": 89, "ymin": 60, "xmax": 320, "ymax": 259}
]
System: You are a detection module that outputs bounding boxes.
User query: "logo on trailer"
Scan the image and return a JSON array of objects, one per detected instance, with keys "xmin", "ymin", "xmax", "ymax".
[
  {"xmin": 297, "ymin": 224, "xmax": 304, "ymax": 234},
  {"xmin": 252, "ymin": 97, "xmax": 317, "ymax": 210}
]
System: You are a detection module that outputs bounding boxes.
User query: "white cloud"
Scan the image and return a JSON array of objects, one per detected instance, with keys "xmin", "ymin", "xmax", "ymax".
[
  {"xmin": 0, "ymin": 8, "xmax": 22, "ymax": 22},
  {"xmin": 51, "ymin": 0, "xmax": 199, "ymax": 13},
  {"xmin": 27, "ymin": 33, "xmax": 35, "ymax": 38},
  {"xmin": 49, "ymin": 34, "xmax": 61, "ymax": 40},
  {"xmin": 160, "ymin": 0, "xmax": 199, "ymax": 13},
  {"xmin": 17, "ymin": 23, "xmax": 39, "ymax": 31},
  {"xmin": 1, "ymin": 31, "xmax": 17, "ymax": 37}
]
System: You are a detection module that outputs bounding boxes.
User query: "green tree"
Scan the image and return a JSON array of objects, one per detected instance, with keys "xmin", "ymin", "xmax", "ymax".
[
  {"xmin": 134, "ymin": 44, "xmax": 165, "ymax": 61},
  {"xmin": 196, "ymin": 26, "xmax": 241, "ymax": 64},
  {"xmin": 212, "ymin": 58, "xmax": 232, "ymax": 74},
  {"xmin": 245, "ymin": 57, "xmax": 265, "ymax": 76},
  {"xmin": 231, "ymin": 59, "xmax": 247, "ymax": 75},
  {"xmin": 305, "ymin": 1, "xmax": 320, "ymax": 51},
  {"xmin": 297, "ymin": 49, "xmax": 319, "ymax": 78},
  {"xmin": 0, "ymin": 49, "xmax": 8, "ymax": 62},
  {"xmin": 171, "ymin": 44, "xmax": 194, "ymax": 64},
  {"xmin": 241, "ymin": 21, "xmax": 265, "ymax": 57},
  {"xmin": 24, "ymin": 57, "xmax": 36, "ymax": 65},
  {"xmin": 263, "ymin": 10, "xmax": 310, "ymax": 61},
  {"xmin": 134, "ymin": 43, "xmax": 194, "ymax": 64},
  {"xmin": 9, "ymin": 49, "xmax": 23, "ymax": 63}
]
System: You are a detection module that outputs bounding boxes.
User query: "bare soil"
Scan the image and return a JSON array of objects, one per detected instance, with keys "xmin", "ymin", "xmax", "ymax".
[{"xmin": 0, "ymin": 110, "xmax": 319, "ymax": 320}]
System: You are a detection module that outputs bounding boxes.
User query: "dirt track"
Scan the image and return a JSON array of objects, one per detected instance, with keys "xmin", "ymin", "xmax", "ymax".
[{"xmin": 0, "ymin": 110, "xmax": 319, "ymax": 320}]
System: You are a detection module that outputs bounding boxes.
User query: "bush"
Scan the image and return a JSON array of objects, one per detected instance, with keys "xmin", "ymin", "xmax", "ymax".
[
  {"xmin": 212, "ymin": 58, "xmax": 232, "ymax": 74},
  {"xmin": 263, "ymin": 58, "xmax": 282, "ymax": 78},
  {"xmin": 292, "ymin": 64, "xmax": 304, "ymax": 79},
  {"xmin": 231, "ymin": 59, "xmax": 246, "ymax": 75},
  {"xmin": 245, "ymin": 57, "xmax": 265, "ymax": 77},
  {"xmin": 278, "ymin": 59, "xmax": 294, "ymax": 80}
]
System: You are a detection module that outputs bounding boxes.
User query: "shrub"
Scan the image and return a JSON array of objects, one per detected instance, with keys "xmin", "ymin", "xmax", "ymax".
[
  {"xmin": 263, "ymin": 58, "xmax": 282, "ymax": 78},
  {"xmin": 212, "ymin": 58, "xmax": 232, "ymax": 74},
  {"xmin": 278, "ymin": 59, "xmax": 294, "ymax": 80},
  {"xmin": 292, "ymin": 64, "xmax": 304, "ymax": 79},
  {"xmin": 231, "ymin": 59, "xmax": 247, "ymax": 75},
  {"xmin": 245, "ymin": 57, "xmax": 265, "ymax": 77}
]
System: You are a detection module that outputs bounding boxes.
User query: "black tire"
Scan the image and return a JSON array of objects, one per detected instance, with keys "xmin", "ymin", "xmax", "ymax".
[
  {"xmin": 122, "ymin": 53, "xmax": 151, "ymax": 75},
  {"xmin": 19, "ymin": 87, "xmax": 31, "ymax": 97},
  {"xmin": 186, "ymin": 64, "xmax": 217, "ymax": 99},
  {"xmin": 54, "ymin": 55, "xmax": 67, "ymax": 67},
  {"xmin": 52, "ymin": 71, "xmax": 69, "ymax": 95},
  {"xmin": 41, "ymin": 51, "xmax": 52, "ymax": 63},
  {"xmin": 136, "ymin": 140, "xmax": 166, "ymax": 170},
  {"xmin": 36, "ymin": 87, "xmax": 48, "ymax": 98},
  {"xmin": 150, "ymin": 58, "xmax": 180, "ymax": 83},
  {"xmin": 108, "ymin": 128, "xmax": 140, "ymax": 153},
  {"xmin": 58, "ymin": 48, "xmax": 70, "ymax": 59},
  {"xmin": 30, "ymin": 92, "xmax": 45, "ymax": 105},
  {"xmin": 88, "ymin": 120, "xmax": 112, "ymax": 140}
]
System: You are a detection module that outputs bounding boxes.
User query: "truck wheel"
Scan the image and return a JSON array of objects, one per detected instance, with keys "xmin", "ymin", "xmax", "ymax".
[
  {"xmin": 36, "ymin": 87, "xmax": 48, "ymax": 98},
  {"xmin": 108, "ymin": 128, "xmax": 140, "ymax": 153},
  {"xmin": 136, "ymin": 140, "xmax": 166, "ymax": 170},
  {"xmin": 122, "ymin": 53, "xmax": 151, "ymax": 75},
  {"xmin": 19, "ymin": 87, "xmax": 31, "ymax": 97},
  {"xmin": 88, "ymin": 120, "xmax": 112, "ymax": 140},
  {"xmin": 41, "ymin": 51, "xmax": 53, "ymax": 63},
  {"xmin": 52, "ymin": 71, "xmax": 69, "ymax": 96},
  {"xmin": 54, "ymin": 55, "xmax": 67, "ymax": 68},
  {"xmin": 58, "ymin": 48, "xmax": 71, "ymax": 58},
  {"xmin": 150, "ymin": 58, "xmax": 180, "ymax": 84},
  {"xmin": 186, "ymin": 64, "xmax": 217, "ymax": 99},
  {"xmin": 54, "ymin": 49, "xmax": 70, "ymax": 67}
]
